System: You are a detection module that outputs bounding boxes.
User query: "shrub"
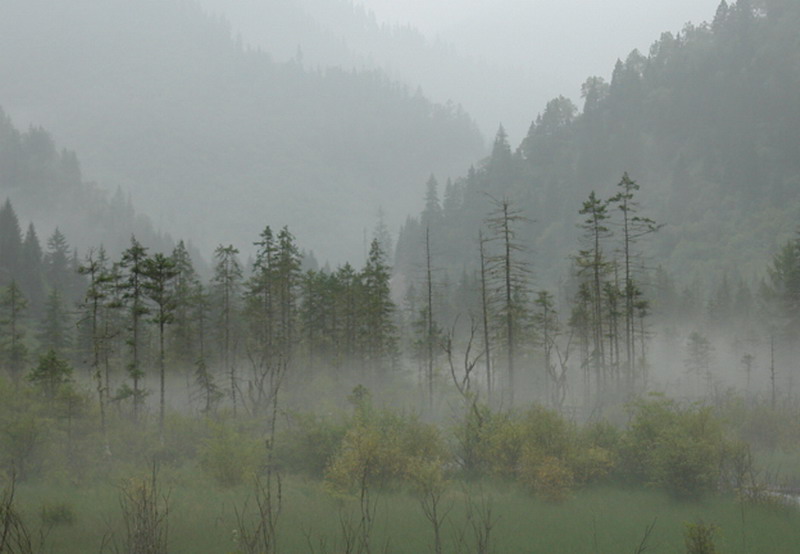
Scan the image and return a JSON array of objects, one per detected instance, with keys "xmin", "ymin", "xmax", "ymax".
[
  {"xmin": 199, "ymin": 422, "xmax": 263, "ymax": 487},
  {"xmin": 684, "ymin": 521, "xmax": 719, "ymax": 554},
  {"xmin": 276, "ymin": 412, "xmax": 347, "ymax": 477},
  {"xmin": 621, "ymin": 395, "xmax": 729, "ymax": 498},
  {"xmin": 40, "ymin": 502, "xmax": 76, "ymax": 527}
]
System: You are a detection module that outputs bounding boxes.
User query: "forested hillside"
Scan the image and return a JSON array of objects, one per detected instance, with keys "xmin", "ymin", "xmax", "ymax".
[
  {"xmin": 396, "ymin": 0, "xmax": 800, "ymax": 288},
  {"xmin": 196, "ymin": 0, "xmax": 548, "ymax": 140},
  {"xmin": 0, "ymin": 107, "xmax": 173, "ymax": 261},
  {"xmin": 0, "ymin": 0, "xmax": 484, "ymax": 262}
]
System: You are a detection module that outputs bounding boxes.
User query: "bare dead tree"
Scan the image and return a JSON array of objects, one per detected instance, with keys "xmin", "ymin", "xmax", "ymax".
[
  {"xmin": 116, "ymin": 463, "xmax": 169, "ymax": 554},
  {"xmin": 441, "ymin": 316, "xmax": 484, "ymax": 402},
  {"xmin": 0, "ymin": 473, "xmax": 34, "ymax": 554}
]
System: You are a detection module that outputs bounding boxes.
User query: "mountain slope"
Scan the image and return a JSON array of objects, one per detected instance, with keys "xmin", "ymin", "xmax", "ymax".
[
  {"xmin": 396, "ymin": 0, "xmax": 800, "ymax": 287},
  {"xmin": 0, "ymin": 0, "xmax": 484, "ymax": 262},
  {"xmin": 0, "ymin": 106, "xmax": 173, "ymax": 263}
]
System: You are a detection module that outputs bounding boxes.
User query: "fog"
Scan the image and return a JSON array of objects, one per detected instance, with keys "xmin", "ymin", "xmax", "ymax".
[
  {"xmin": 2, "ymin": 2, "xmax": 800, "ymax": 549},
  {"xmin": 198, "ymin": 0, "xmax": 722, "ymax": 141}
]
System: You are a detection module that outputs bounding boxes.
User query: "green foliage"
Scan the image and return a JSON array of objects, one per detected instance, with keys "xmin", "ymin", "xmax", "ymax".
[
  {"xmin": 40, "ymin": 501, "xmax": 76, "ymax": 527},
  {"xmin": 275, "ymin": 413, "xmax": 347, "ymax": 477},
  {"xmin": 325, "ymin": 405, "xmax": 445, "ymax": 495},
  {"xmin": 621, "ymin": 395, "xmax": 729, "ymax": 498},
  {"xmin": 27, "ymin": 349, "xmax": 72, "ymax": 400},
  {"xmin": 199, "ymin": 422, "xmax": 264, "ymax": 488},
  {"xmin": 683, "ymin": 521, "xmax": 719, "ymax": 554}
]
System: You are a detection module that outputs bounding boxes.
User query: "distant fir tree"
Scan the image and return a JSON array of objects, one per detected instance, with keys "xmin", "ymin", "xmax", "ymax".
[
  {"xmin": 19, "ymin": 223, "xmax": 44, "ymax": 315},
  {"xmin": 0, "ymin": 280, "xmax": 28, "ymax": 381},
  {"xmin": 142, "ymin": 252, "xmax": 179, "ymax": 435},
  {"xmin": 0, "ymin": 199, "xmax": 22, "ymax": 287},
  {"xmin": 360, "ymin": 238, "xmax": 398, "ymax": 373},
  {"xmin": 575, "ymin": 191, "xmax": 612, "ymax": 389},
  {"xmin": 211, "ymin": 244, "xmax": 243, "ymax": 416},
  {"xmin": 484, "ymin": 196, "xmax": 532, "ymax": 406},
  {"xmin": 169, "ymin": 240, "xmax": 200, "ymax": 367},
  {"xmin": 37, "ymin": 287, "xmax": 72, "ymax": 356},
  {"xmin": 118, "ymin": 236, "xmax": 150, "ymax": 419}
]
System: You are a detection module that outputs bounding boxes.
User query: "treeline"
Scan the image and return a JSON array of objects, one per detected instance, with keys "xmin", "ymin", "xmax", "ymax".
[{"xmin": 0, "ymin": 210, "xmax": 405, "ymax": 431}]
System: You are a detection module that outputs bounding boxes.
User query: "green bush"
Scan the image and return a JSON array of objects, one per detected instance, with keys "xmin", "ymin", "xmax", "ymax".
[
  {"xmin": 276, "ymin": 412, "xmax": 347, "ymax": 477},
  {"xmin": 621, "ymin": 395, "xmax": 729, "ymax": 498},
  {"xmin": 40, "ymin": 502, "xmax": 76, "ymax": 527},
  {"xmin": 324, "ymin": 409, "xmax": 445, "ymax": 495},
  {"xmin": 199, "ymin": 422, "xmax": 263, "ymax": 487}
]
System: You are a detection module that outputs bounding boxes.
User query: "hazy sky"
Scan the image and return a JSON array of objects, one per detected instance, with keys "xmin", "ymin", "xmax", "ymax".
[
  {"xmin": 357, "ymin": 0, "xmax": 723, "ymax": 97},
  {"xmin": 356, "ymin": 0, "xmax": 720, "ymax": 40},
  {"xmin": 199, "ymin": 0, "xmax": 723, "ymax": 141}
]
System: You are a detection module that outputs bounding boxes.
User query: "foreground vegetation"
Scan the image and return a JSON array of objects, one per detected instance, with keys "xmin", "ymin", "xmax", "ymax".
[
  {"xmin": 7, "ymin": 476, "xmax": 800, "ymax": 554},
  {"xmin": 3, "ymin": 373, "xmax": 800, "ymax": 553}
]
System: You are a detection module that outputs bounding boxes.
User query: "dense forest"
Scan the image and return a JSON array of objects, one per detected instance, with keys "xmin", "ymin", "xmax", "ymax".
[
  {"xmin": 1, "ymin": 1, "xmax": 800, "ymax": 552},
  {"xmin": 396, "ymin": 0, "xmax": 800, "ymax": 286}
]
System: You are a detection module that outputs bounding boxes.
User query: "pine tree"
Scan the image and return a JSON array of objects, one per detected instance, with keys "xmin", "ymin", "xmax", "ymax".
[
  {"xmin": 170, "ymin": 240, "xmax": 199, "ymax": 367},
  {"xmin": 0, "ymin": 199, "xmax": 22, "ymax": 287},
  {"xmin": 43, "ymin": 228, "xmax": 71, "ymax": 294},
  {"xmin": 118, "ymin": 236, "xmax": 150, "ymax": 419},
  {"xmin": 0, "ymin": 281, "xmax": 28, "ymax": 382},
  {"xmin": 38, "ymin": 287, "xmax": 72, "ymax": 356},
  {"xmin": 142, "ymin": 252, "xmax": 179, "ymax": 436},
  {"xmin": 78, "ymin": 246, "xmax": 114, "ymax": 441},
  {"xmin": 211, "ymin": 244, "xmax": 243, "ymax": 416},
  {"xmin": 575, "ymin": 191, "xmax": 612, "ymax": 389},
  {"xmin": 608, "ymin": 172, "xmax": 660, "ymax": 389},
  {"xmin": 484, "ymin": 197, "xmax": 532, "ymax": 405},
  {"xmin": 360, "ymin": 238, "xmax": 397, "ymax": 374},
  {"xmin": 19, "ymin": 223, "xmax": 44, "ymax": 315}
]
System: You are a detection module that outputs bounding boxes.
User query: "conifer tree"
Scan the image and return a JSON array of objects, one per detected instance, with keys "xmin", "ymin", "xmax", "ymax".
[
  {"xmin": 211, "ymin": 244, "xmax": 243, "ymax": 416},
  {"xmin": 576, "ymin": 191, "xmax": 612, "ymax": 388},
  {"xmin": 485, "ymin": 197, "xmax": 532, "ymax": 405},
  {"xmin": 37, "ymin": 287, "xmax": 72, "ymax": 356},
  {"xmin": 78, "ymin": 246, "xmax": 114, "ymax": 440},
  {"xmin": 170, "ymin": 241, "xmax": 199, "ymax": 367},
  {"xmin": 19, "ymin": 223, "xmax": 44, "ymax": 315},
  {"xmin": 142, "ymin": 252, "xmax": 179, "ymax": 435},
  {"xmin": 0, "ymin": 199, "xmax": 22, "ymax": 287},
  {"xmin": 360, "ymin": 238, "xmax": 397, "ymax": 373},
  {"xmin": 119, "ymin": 236, "xmax": 150, "ymax": 419},
  {"xmin": 43, "ymin": 228, "xmax": 71, "ymax": 294},
  {"xmin": 0, "ymin": 280, "xmax": 28, "ymax": 382},
  {"xmin": 608, "ymin": 172, "xmax": 660, "ymax": 389}
]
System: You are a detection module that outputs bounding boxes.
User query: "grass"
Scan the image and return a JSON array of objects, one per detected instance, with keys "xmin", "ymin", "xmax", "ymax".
[{"xmin": 10, "ymin": 468, "xmax": 800, "ymax": 553}]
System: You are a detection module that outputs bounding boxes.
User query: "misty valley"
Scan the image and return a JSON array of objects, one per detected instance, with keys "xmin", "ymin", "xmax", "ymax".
[{"xmin": 1, "ymin": 0, "xmax": 800, "ymax": 552}]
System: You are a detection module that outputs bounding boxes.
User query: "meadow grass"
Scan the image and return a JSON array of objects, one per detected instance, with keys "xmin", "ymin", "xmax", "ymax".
[{"xmin": 13, "ymin": 470, "xmax": 800, "ymax": 553}]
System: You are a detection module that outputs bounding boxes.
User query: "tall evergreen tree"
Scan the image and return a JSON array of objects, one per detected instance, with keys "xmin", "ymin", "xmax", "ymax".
[
  {"xmin": 118, "ymin": 236, "xmax": 150, "ymax": 419},
  {"xmin": 169, "ymin": 240, "xmax": 199, "ymax": 367},
  {"xmin": 575, "ymin": 191, "xmax": 612, "ymax": 389},
  {"xmin": 211, "ymin": 244, "xmax": 243, "ymax": 416},
  {"xmin": 43, "ymin": 228, "xmax": 71, "ymax": 293},
  {"xmin": 19, "ymin": 223, "xmax": 44, "ymax": 315},
  {"xmin": 0, "ymin": 199, "xmax": 22, "ymax": 286},
  {"xmin": 360, "ymin": 238, "xmax": 397, "ymax": 373},
  {"xmin": 37, "ymin": 287, "xmax": 72, "ymax": 356},
  {"xmin": 142, "ymin": 252, "xmax": 179, "ymax": 435},
  {"xmin": 484, "ymin": 197, "xmax": 532, "ymax": 405},
  {"xmin": 77, "ymin": 246, "xmax": 114, "ymax": 442},
  {"xmin": 608, "ymin": 172, "xmax": 660, "ymax": 389},
  {"xmin": 0, "ymin": 280, "xmax": 28, "ymax": 381}
]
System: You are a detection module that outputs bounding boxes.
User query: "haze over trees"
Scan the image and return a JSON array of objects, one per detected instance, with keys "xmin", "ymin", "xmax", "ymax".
[
  {"xmin": 0, "ymin": 0, "xmax": 483, "ymax": 263},
  {"xmin": 1, "ymin": 1, "xmax": 799, "ymax": 552}
]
